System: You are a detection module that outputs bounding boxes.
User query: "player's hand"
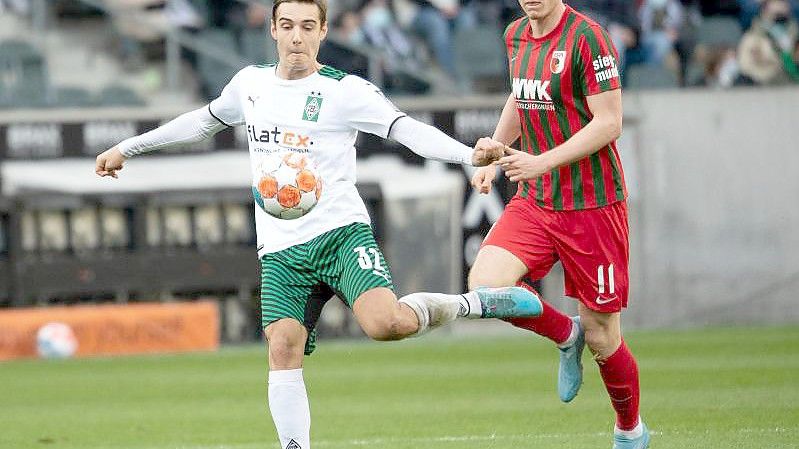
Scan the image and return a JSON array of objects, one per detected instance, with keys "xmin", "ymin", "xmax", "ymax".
[
  {"xmin": 471, "ymin": 165, "xmax": 497, "ymax": 194},
  {"xmin": 499, "ymin": 147, "xmax": 553, "ymax": 182},
  {"xmin": 95, "ymin": 146, "xmax": 127, "ymax": 178},
  {"xmin": 472, "ymin": 137, "xmax": 505, "ymax": 167}
]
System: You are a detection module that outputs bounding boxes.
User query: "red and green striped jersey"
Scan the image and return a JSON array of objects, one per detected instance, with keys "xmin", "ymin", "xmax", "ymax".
[{"xmin": 504, "ymin": 5, "xmax": 627, "ymax": 210}]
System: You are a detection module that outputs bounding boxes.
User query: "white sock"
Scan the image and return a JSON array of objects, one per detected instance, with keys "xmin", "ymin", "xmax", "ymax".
[
  {"xmin": 398, "ymin": 292, "xmax": 461, "ymax": 336},
  {"xmin": 460, "ymin": 292, "xmax": 483, "ymax": 319},
  {"xmin": 614, "ymin": 418, "xmax": 644, "ymax": 438},
  {"xmin": 268, "ymin": 368, "xmax": 311, "ymax": 449},
  {"xmin": 557, "ymin": 319, "xmax": 579, "ymax": 349}
]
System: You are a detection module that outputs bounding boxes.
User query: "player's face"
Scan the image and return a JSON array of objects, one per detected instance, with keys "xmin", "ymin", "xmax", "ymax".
[
  {"xmin": 271, "ymin": 2, "xmax": 328, "ymax": 77},
  {"xmin": 518, "ymin": 0, "xmax": 562, "ymax": 20}
]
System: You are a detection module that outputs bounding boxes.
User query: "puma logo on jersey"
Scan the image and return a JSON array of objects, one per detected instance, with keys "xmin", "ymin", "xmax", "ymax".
[
  {"xmin": 512, "ymin": 78, "xmax": 552, "ymax": 102},
  {"xmin": 247, "ymin": 95, "xmax": 259, "ymax": 107}
]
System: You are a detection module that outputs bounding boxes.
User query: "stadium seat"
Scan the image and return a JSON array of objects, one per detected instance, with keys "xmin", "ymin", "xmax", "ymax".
[
  {"xmin": 241, "ymin": 28, "xmax": 277, "ymax": 65},
  {"xmin": 697, "ymin": 17, "xmax": 743, "ymax": 48},
  {"xmin": 97, "ymin": 84, "xmax": 146, "ymax": 106},
  {"xmin": 54, "ymin": 86, "xmax": 94, "ymax": 107},
  {"xmin": 0, "ymin": 40, "xmax": 38, "ymax": 58},
  {"xmin": 624, "ymin": 64, "xmax": 679, "ymax": 90},
  {"xmin": 0, "ymin": 39, "xmax": 50, "ymax": 106},
  {"xmin": 186, "ymin": 0, "xmax": 210, "ymax": 24},
  {"xmin": 196, "ymin": 28, "xmax": 242, "ymax": 98},
  {"xmin": 7, "ymin": 83, "xmax": 51, "ymax": 108},
  {"xmin": 453, "ymin": 25, "xmax": 508, "ymax": 92}
]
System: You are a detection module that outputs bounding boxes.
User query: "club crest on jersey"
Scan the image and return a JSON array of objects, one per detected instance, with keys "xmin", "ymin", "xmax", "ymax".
[
  {"xmin": 302, "ymin": 92, "xmax": 323, "ymax": 122},
  {"xmin": 550, "ymin": 51, "xmax": 567, "ymax": 75}
]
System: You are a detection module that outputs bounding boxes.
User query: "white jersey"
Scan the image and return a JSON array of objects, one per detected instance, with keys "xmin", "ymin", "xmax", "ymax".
[{"xmin": 209, "ymin": 64, "xmax": 406, "ymax": 257}]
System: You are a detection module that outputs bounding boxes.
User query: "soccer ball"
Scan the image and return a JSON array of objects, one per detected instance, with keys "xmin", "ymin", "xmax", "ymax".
[
  {"xmin": 36, "ymin": 322, "xmax": 78, "ymax": 359},
  {"xmin": 252, "ymin": 152, "xmax": 322, "ymax": 220}
]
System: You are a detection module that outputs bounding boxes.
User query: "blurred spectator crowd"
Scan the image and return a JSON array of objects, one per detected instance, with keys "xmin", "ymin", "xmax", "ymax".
[
  {"xmin": 1, "ymin": 0, "xmax": 798, "ymax": 109},
  {"xmin": 576, "ymin": 0, "xmax": 799, "ymax": 88}
]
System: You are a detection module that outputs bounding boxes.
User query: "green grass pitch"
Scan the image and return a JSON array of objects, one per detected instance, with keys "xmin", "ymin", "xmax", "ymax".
[{"xmin": 2, "ymin": 326, "xmax": 797, "ymax": 449}]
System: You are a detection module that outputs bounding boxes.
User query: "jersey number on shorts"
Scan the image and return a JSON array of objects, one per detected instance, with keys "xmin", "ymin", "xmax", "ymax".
[
  {"xmin": 353, "ymin": 247, "xmax": 390, "ymax": 282},
  {"xmin": 354, "ymin": 246, "xmax": 383, "ymax": 270},
  {"xmin": 597, "ymin": 264, "xmax": 615, "ymax": 295}
]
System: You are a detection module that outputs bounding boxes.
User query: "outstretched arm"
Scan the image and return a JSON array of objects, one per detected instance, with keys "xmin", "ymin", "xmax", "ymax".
[
  {"xmin": 388, "ymin": 116, "xmax": 504, "ymax": 167},
  {"xmin": 95, "ymin": 106, "xmax": 229, "ymax": 178}
]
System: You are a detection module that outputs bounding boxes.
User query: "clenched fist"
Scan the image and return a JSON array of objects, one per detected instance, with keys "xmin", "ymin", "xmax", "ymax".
[
  {"xmin": 95, "ymin": 146, "xmax": 126, "ymax": 178},
  {"xmin": 471, "ymin": 137, "xmax": 506, "ymax": 167}
]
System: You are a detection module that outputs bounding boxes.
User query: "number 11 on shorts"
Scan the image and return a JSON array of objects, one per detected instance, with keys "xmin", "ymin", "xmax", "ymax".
[{"xmin": 597, "ymin": 264, "xmax": 615, "ymax": 294}]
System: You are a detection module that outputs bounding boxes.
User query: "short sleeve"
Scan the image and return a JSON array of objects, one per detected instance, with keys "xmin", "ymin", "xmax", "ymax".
[
  {"xmin": 339, "ymin": 75, "xmax": 406, "ymax": 138},
  {"xmin": 577, "ymin": 26, "xmax": 622, "ymax": 96},
  {"xmin": 208, "ymin": 69, "xmax": 246, "ymax": 127}
]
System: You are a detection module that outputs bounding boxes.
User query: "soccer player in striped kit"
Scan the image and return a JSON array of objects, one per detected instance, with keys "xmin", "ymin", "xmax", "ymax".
[{"xmin": 470, "ymin": 0, "xmax": 650, "ymax": 448}]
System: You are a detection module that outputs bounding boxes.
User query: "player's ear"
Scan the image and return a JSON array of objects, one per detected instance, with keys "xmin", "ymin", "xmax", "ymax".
[
  {"xmin": 270, "ymin": 19, "xmax": 278, "ymax": 40},
  {"xmin": 319, "ymin": 21, "xmax": 328, "ymax": 40}
]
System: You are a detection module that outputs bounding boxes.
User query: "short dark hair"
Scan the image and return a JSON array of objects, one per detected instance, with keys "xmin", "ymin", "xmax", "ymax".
[{"xmin": 272, "ymin": 0, "xmax": 328, "ymax": 25}]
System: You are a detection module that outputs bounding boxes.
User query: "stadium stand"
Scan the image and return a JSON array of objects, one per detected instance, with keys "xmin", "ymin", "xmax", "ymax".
[
  {"xmin": 625, "ymin": 64, "xmax": 680, "ymax": 90},
  {"xmin": 0, "ymin": 0, "xmax": 795, "ymax": 109},
  {"xmin": 453, "ymin": 25, "xmax": 507, "ymax": 93},
  {"xmin": 696, "ymin": 16, "xmax": 744, "ymax": 47}
]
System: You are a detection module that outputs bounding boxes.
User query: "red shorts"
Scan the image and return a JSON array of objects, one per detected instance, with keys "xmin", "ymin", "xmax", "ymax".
[{"xmin": 483, "ymin": 196, "xmax": 630, "ymax": 313}]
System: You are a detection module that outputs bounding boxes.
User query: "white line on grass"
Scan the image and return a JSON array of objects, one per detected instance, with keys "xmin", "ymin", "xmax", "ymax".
[{"xmin": 168, "ymin": 427, "xmax": 795, "ymax": 449}]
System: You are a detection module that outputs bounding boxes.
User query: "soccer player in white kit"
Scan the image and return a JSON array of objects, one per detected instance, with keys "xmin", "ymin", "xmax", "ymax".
[{"xmin": 95, "ymin": 1, "xmax": 542, "ymax": 447}]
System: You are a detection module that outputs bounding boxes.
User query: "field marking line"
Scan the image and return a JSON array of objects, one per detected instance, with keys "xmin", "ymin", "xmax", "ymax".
[{"xmin": 167, "ymin": 427, "xmax": 796, "ymax": 449}]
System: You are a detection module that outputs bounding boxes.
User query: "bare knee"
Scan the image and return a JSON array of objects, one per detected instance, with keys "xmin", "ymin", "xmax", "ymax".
[
  {"xmin": 353, "ymin": 287, "xmax": 417, "ymax": 341},
  {"xmin": 361, "ymin": 312, "xmax": 406, "ymax": 341},
  {"xmin": 265, "ymin": 319, "xmax": 306, "ymax": 369},
  {"xmin": 581, "ymin": 319, "xmax": 622, "ymax": 360},
  {"xmin": 584, "ymin": 328, "xmax": 619, "ymax": 356}
]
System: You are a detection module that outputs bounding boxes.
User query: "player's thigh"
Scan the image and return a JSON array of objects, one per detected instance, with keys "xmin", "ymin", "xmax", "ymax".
[
  {"xmin": 323, "ymin": 223, "xmax": 406, "ymax": 337},
  {"xmin": 260, "ymin": 252, "xmax": 329, "ymax": 357},
  {"xmin": 469, "ymin": 196, "xmax": 557, "ymax": 289},
  {"xmin": 469, "ymin": 245, "xmax": 528, "ymax": 288},
  {"xmin": 327, "ymin": 222, "xmax": 395, "ymax": 308},
  {"xmin": 554, "ymin": 201, "xmax": 630, "ymax": 314}
]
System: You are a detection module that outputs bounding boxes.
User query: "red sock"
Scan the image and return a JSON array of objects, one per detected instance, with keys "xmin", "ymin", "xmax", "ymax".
[
  {"xmin": 598, "ymin": 340, "xmax": 640, "ymax": 431},
  {"xmin": 505, "ymin": 282, "xmax": 573, "ymax": 345}
]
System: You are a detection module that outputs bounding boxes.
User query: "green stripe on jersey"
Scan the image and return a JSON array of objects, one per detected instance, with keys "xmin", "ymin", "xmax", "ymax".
[
  {"xmin": 584, "ymin": 27, "xmax": 611, "ymax": 206},
  {"xmin": 318, "ymin": 65, "xmax": 347, "ymax": 81},
  {"xmin": 583, "ymin": 28, "xmax": 613, "ymax": 93},
  {"xmin": 512, "ymin": 18, "xmax": 533, "ymax": 199},
  {"xmin": 570, "ymin": 24, "xmax": 592, "ymax": 209},
  {"xmin": 548, "ymin": 13, "xmax": 577, "ymax": 210},
  {"xmin": 532, "ymin": 39, "xmax": 557, "ymax": 208},
  {"xmin": 607, "ymin": 146, "xmax": 626, "ymax": 201}
]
